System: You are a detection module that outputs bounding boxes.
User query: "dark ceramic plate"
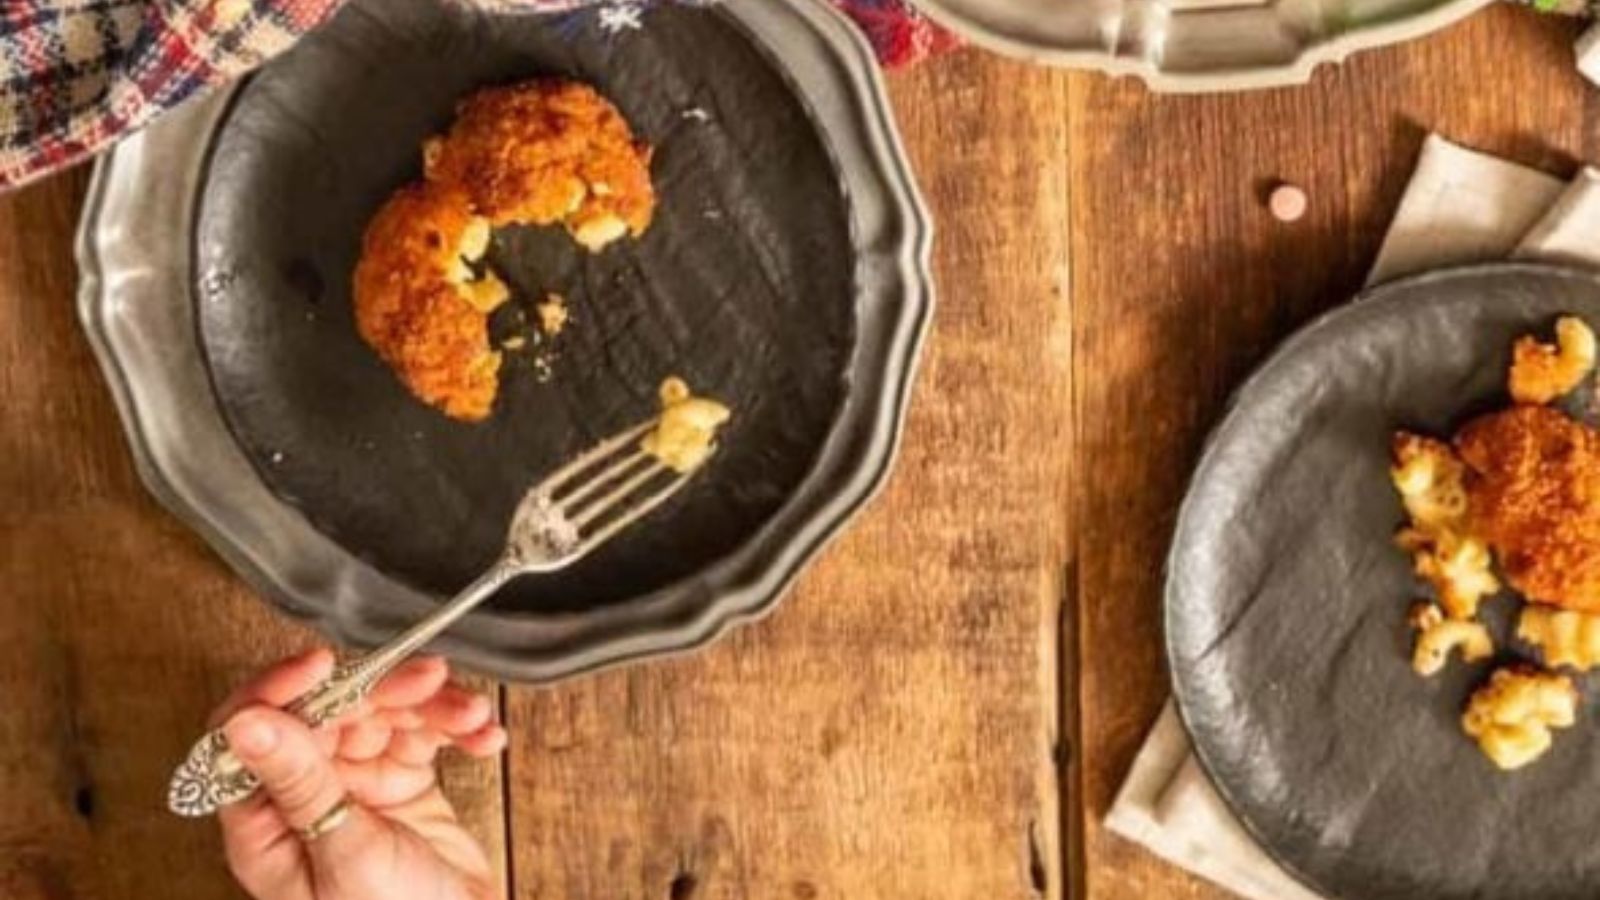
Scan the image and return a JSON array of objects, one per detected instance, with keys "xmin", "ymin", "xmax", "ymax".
[
  {"xmin": 76, "ymin": 0, "xmax": 932, "ymax": 681},
  {"xmin": 197, "ymin": 0, "xmax": 856, "ymax": 609},
  {"xmin": 1166, "ymin": 264, "xmax": 1600, "ymax": 900}
]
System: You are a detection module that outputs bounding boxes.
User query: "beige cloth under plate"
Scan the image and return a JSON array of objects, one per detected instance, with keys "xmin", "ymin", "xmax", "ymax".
[{"xmin": 1104, "ymin": 134, "xmax": 1600, "ymax": 900}]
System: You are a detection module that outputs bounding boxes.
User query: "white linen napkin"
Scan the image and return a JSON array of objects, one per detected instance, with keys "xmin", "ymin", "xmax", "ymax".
[{"xmin": 1104, "ymin": 134, "xmax": 1600, "ymax": 900}]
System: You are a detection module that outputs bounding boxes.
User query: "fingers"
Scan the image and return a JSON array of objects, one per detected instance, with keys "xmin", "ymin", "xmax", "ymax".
[
  {"xmin": 337, "ymin": 717, "xmax": 393, "ymax": 762},
  {"xmin": 454, "ymin": 722, "xmax": 508, "ymax": 758},
  {"xmin": 387, "ymin": 729, "xmax": 445, "ymax": 767},
  {"xmin": 217, "ymin": 791, "xmax": 289, "ymax": 861},
  {"xmin": 209, "ymin": 648, "xmax": 336, "ymax": 727},
  {"xmin": 414, "ymin": 684, "xmax": 494, "ymax": 737},
  {"xmin": 223, "ymin": 706, "xmax": 351, "ymax": 832},
  {"xmin": 336, "ymin": 756, "xmax": 439, "ymax": 808},
  {"xmin": 368, "ymin": 656, "xmax": 449, "ymax": 710}
]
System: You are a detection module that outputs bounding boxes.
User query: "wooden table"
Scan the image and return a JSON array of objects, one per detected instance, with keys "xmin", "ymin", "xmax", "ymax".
[{"xmin": 0, "ymin": 6, "xmax": 1592, "ymax": 898}]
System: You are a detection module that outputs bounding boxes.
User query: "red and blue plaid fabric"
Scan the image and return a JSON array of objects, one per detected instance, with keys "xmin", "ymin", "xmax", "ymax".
[{"xmin": 0, "ymin": 0, "xmax": 954, "ymax": 191}]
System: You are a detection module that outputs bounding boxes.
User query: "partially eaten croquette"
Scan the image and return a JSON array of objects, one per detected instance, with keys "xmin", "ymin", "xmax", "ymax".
[
  {"xmin": 353, "ymin": 79, "xmax": 656, "ymax": 420},
  {"xmin": 352, "ymin": 182, "xmax": 505, "ymax": 422},
  {"xmin": 425, "ymin": 80, "xmax": 656, "ymax": 252}
]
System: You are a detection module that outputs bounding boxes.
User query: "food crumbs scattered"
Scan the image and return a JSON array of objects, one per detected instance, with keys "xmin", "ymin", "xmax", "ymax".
[
  {"xmin": 1268, "ymin": 183, "xmax": 1308, "ymax": 222},
  {"xmin": 538, "ymin": 294, "xmax": 569, "ymax": 336}
]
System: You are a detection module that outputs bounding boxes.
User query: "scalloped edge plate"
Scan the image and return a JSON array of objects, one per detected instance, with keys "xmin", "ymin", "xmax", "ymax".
[{"xmin": 75, "ymin": 0, "xmax": 935, "ymax": 682}]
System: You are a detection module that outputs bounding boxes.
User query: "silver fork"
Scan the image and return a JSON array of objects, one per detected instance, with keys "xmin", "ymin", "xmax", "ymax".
[{"xmin": 167, "ymin": 417, "xmax": 705, "ymax": 818}]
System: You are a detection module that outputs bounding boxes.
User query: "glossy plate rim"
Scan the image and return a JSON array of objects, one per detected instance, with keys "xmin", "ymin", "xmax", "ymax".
[
  {"xmin": 911, "ymin": 0, "xmax": 1492, "ymax": 94},
  {"xmin": 74, "ymin": 0, "xmax": 935, "ymax": 682}
]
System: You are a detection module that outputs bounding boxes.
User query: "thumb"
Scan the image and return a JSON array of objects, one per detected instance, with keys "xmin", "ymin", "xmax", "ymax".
[{"xmin": 224, "ymin": 706, "xmax": 352, "ymax": 834}]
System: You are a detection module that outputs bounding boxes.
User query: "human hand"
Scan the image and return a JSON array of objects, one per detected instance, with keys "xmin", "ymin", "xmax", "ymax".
[{"xmin": 213, "ymin": 649, "xmax": 506, "ymax": 900}]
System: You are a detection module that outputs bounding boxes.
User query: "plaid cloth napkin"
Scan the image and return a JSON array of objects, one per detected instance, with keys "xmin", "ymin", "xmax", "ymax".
[{"xmin": 0, "ymin": 0, "xmax": 955, "ymax": 191}]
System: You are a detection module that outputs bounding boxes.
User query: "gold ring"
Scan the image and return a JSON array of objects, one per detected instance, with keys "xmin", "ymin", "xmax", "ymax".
[{"xmin": 297, "ymin": 797, "xmax": 352, "ymax": 843}]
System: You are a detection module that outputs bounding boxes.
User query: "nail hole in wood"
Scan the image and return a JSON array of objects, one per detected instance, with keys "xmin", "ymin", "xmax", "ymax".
[
  {"xmin": 669, "ymin": 872, "xmax": 698, "ymax": 900},
  {"xmin": 1027, "ymin": 821, "xmax": 1047, "ymax": 895},
  {"xmin": 73, "ymin": 786, "xmax": 95, "ymax": 819}
]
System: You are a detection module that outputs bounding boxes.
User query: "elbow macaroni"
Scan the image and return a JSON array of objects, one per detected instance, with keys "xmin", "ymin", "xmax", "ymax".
[
  {"xmin": 1518, "ymin": 605, "xmax": 1600, "ymax": 671},
  {"xmin": 1391, "ymin": 433, "xmax": 1500, "ymax": 619},
  {"xmin": 1461, "ymin": 667, "xmax": 1578, "ymax": 770},
  {"xmin": 641, "ymin": 377, "xmax": 732, "ymax": 474},
  {"xmin": 1509, "ymin": 315, "xmax": 1597, "ymax": 405},
  {"xmin": 1410, "ymin": 602, "xmax": 1493, "ymax": 676}
]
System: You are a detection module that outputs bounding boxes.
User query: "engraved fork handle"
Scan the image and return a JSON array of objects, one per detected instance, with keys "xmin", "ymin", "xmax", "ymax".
[{"xmin": 167, "ymin": 562, "xmax": 520, "ymax": 818}]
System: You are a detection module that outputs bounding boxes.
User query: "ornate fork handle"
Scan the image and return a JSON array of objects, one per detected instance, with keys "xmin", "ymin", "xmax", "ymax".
[
  {"xmin": 167, "ymin": 563, "xmax": 519, "ymax": 818},
  {"xmin": 167, "ymin": 656, "xmax": 392, "ymax": 817}
]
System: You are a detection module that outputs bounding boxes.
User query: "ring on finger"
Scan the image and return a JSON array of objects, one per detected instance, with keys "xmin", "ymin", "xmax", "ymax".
[{"xmin": 297, "ymin": 797, "xmax": 353, "ymax": 843}]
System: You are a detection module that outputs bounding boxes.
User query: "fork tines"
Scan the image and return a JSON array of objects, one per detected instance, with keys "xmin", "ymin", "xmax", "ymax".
[{"xmin": 541, "ymin": 419, "xmax": 697, "ymax": 553}]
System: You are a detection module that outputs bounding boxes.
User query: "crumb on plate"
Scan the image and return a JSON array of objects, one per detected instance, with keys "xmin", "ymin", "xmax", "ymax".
[{"xmin": 538, "ymin": 294, "xmax": 569, "ymax": 336}]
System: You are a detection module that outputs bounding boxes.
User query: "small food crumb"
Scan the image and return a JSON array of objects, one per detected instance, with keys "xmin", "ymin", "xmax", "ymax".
[
  {"xmin": 270, "ymin": 451, "xmax": 285, "ymax": 464},
  {"xmin": 538, "ymin": 294, "xmax": 569, "ymax": 337},
  {"xmin": 642, "ymin": 377, "xmax": 731, "ymax": 473},
  {"xmin": 502, "ymin": 336, "xmax": 528, "ymax": 351},
  {"xmin": 682, "ymin": 107, "xmax": 711, "ymax": 122},
  {"xmin": 1268, "ymin": 183, "xmax": 1308, "ymax": 223}
]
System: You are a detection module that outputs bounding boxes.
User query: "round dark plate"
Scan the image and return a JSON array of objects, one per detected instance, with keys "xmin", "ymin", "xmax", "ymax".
[
  {"xmin": 196, "ymin": 0, "xmax": 855, "ymax": 610},
  {"xmin": 75, "ymin": 0, "xmax": 932, "ymax": 681},
  {"xmin": 1167, "ymin": 263, "xmax": 1600, "ymax": 900}
]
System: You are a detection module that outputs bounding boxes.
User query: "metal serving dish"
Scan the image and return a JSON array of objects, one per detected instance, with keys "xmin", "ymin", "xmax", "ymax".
[
  {"xmin": 911, "ymin": 0, "xmax": 1491, "ymax": 92},
  {"xmin": 75, "ymin": 0, "xmax": 934, "ymax": 681}
]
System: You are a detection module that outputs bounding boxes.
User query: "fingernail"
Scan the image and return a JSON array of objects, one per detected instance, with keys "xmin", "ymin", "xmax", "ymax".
[{"xmin": 226, "ymin": 713, "xmax": 280, "ymax": 757}]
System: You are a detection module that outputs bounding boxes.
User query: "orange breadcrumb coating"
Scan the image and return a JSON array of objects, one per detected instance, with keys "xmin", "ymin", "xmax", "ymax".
[
  {"xmin": 1508, "ymin": 316, "xmax": 1597, "ymax": 406},
  {"xmin": 1457, "ymin": 405, "xmax": 1600, "ymax": 613},
  {"xmin": 425, "ymin": 80, "xmax": 655, "ymax": 250},
  {"xmin": 352, "ymin": 182, "xmax": 502, "ymax": 422}
]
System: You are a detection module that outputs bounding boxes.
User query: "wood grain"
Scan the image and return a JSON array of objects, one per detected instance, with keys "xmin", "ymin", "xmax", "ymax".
[
  {"xmin": 1, "ymin": 5, "xmax": 1591, "ymax": 900},
  {"xmin": 501, "ymin": 53, "xmax": 1074, "ymax": 900},
  {"xmin": 0, "ymin": 170, "xmax": 506, "ymax": 900},
  {"xmin": 1067, "ymin": 6, "xmax": 1594, "ymax": 898}
]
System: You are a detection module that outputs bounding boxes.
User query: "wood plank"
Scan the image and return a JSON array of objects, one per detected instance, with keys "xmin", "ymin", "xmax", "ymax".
[
  {"xmin": 1067, "ymin": 7, "xmax": 1592, "ymax": 898},
  {"xmin": 503, "ymin": 52, "xmax": 1074, "ymax": 900},
  {"xmin": 0, "ymin": 169, "xmax": 506, "ymax": 899}
]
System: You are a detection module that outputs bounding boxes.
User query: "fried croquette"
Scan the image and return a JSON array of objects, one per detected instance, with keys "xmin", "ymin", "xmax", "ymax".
[
  {"xmin": 1457, "ymin": 405, "xmax": 1600, "ymax": 613},
  {"xmin": 1509, "ymin": 316, "xmax": 1597, "ymax": 405},
  {"xmin": 425, "ymin": 80, "xmax": 655, "ymax": 251},
  {"xmin": 352, "ymin": 182, "xmax": 505, "ymax": 421}
]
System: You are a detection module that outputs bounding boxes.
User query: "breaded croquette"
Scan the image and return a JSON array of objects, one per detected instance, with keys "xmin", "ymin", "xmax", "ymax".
[
  {"xmin": 425, "ymin": 80, "xmax": 655, "ymax": 251},
  {"xmin": 352, "ymin": 182, "xmax": 504, "ymax": 421},
  {"xmin": 1457, "ymin": 405, "xmax": 1600, "ymax": 613}
]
